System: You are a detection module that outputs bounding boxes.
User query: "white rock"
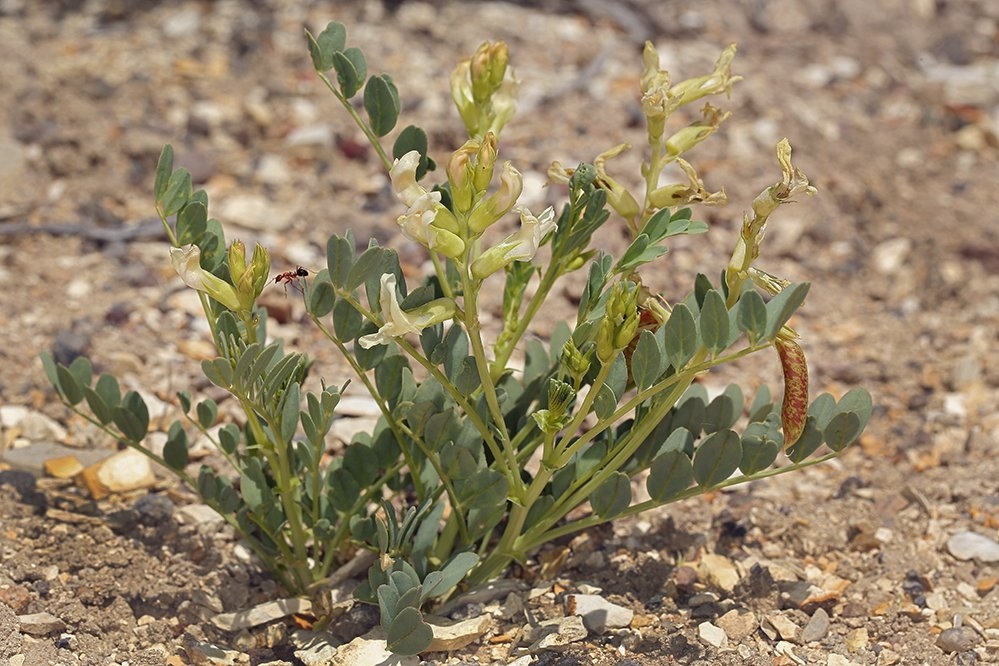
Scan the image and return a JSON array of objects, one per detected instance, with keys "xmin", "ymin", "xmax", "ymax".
[
  {"xmin": 212, "ymin": 597, "xmax": 312, "ymax": 631},
  {"xmin": 947, "ymin": 530, "xmax": 999, "ymax": 562},
  {"xmin": 425, "ymin": 614, "xmax": 491, "ymax": 652},
  {"xmin": 697, "ymin": 621, "xmax": 728, "ymax": 648},
  {"xmin": 177, "ymin": 503, "xmax": 226, "ymax": 527},
  {"xmin": 215, "ymin": 193, "xmax": 293, "ymax": 231},
  {"xmin": 871, "ymin": 238, "xmax": 912, "ymax": 275},
  {"xmin": 78, "ymin": 448, "xmax": 156, "ymax": 499},
  {"xmin": 565, "ymin": 594, "xmax": 633, "ymax": 633},
  {"xmin": 13, "ymin": 410, "xmax": 67, "ymax": 440},
  {"xmin": 291, "ymin": 630, "xmax": 338, "ymax": 666},
  {"xmin": 0, "ymin": 405, "xmax": 28, "ymax": 428},
  {"xmin": 329, "ymin": 632, "xmax": 419, "ymax": 666}
]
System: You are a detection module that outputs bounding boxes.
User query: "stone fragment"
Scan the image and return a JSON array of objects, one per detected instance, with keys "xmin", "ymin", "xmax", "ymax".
[
  {"xmin": 77, "ymin": 448, "xmax": 156, "ymax": 500},
  {"xmin": 212, "ymin": 598, "xmax": 312, "ymax": 631},
  {"xmin": 936, "ymin": 626, "xmax": 979, "ymax": 653},
  {"xmin": 332, "ymin": 631, "xmax": 419, "ymax": 666},
  {"xmin": 529, "ymin": 615, "xmax": 587, "ymax": 651},
  {"xmin": 43, "ymin": 455, "xmax": 83, "ymax": 478},
  {"xmin": 425, "ymin": 614, "xmax": 491, "ymax": 651},
  {"xmin": 0, "ymin": 585, "xmax": 32, "ymax": 613},
  {"xmin": 872, "ymin": 238, "xmax": 912, "ymax": 274},
  {"xmin": 775, "ymin": 640, "xmax": 806, "ymax": 665},
  {"xmin": 565, "ymin": 593, "xmax": 634, "ymax": 633},
  {"xmin": 290, "ymin": 630, "xmax": 339, "ymax": 666},
  {"xmin": 715, "ymin": 608, "xmax": 758, "ymax": 641},
  {"xmin": 182, "ymin": 633, "xmax": 247, "ymax": 665},
  {"xmin": 764, "ymin": 614, "xmax": 800, "ymax": 642},
  {"xmin": 177, "ymin": 503, "xmax": 225, "ymax": 527},
  {"xmin": 1, "ymin": 440, "xmax": 107, "ymax": 475},
  {"xmin": 18, "ymin": 612, "xmax": 65, "ymax": 636},
  {"xmin": 698, "ymin": 553, "xmax": 740, "ymax": 592},
  {"xmin": 845, "ymin": 627, "xmax": 869, "ymax": 652},
  {"xmin": 801, "ymin": 608, "xmax": 831, "ymax": 642},
  {"xmin": 827, "ymin": 654, "xmax": 860, "ymax": 666},
  {"xmin": 697, "ymin": 621, "xmax": 728, "ymax": 648},
  {"xmin": 947, "ymin": 531, "xmax": 999, "ymax": 562}
]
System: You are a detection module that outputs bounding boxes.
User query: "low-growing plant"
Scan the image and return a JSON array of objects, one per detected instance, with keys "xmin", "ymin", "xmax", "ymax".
[{"xmin": 42, "ymin": 22, "xmax": 871, "ymax": 655}]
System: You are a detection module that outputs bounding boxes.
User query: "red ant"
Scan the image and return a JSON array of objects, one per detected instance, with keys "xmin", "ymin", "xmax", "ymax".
[{"xmin": 273, "ymin": 266, "xmax": 310, "ymax": 292}]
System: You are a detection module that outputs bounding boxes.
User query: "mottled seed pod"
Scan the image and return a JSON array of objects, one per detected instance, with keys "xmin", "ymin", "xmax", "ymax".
[{"xmin": 776, "ymin": 337, "xmax": 808, "ymax": 448}]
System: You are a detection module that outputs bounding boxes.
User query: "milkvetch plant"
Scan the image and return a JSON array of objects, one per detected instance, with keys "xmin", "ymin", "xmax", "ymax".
[{"xmin": 42, "ymin": 21, "xmax": 872, "ymax": 656}]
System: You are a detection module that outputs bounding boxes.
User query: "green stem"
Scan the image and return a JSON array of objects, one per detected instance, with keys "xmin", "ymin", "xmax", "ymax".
[
  {"xmin": 459, "ymin": 270, "xmax": 521, "ymax": 495},
  {"xmin": 489, "ymin": 259, "xmax": 564, "ymax": 380}
]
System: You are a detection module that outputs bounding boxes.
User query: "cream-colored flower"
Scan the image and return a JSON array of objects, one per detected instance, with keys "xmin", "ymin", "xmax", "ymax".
[
  {"xmin": 359, "ymin": 274, "xmax": 456, "ymax": 348},
  {"xmin": 390, "ymin": 151, "xmax": 465, "ymax": 257},
  {"xmin": 170, "ymin": 244, "xmax": 242, "ymax": 311},
  {"xmin": 471, "ymin": 206, "xmax": 556, "ymax": 278}
]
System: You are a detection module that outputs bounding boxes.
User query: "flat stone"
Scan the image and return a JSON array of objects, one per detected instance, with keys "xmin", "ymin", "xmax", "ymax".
[
  {"xmin": 1, "ymin": 440, "xmax": 108, "ymax": 475},
  {"xmin": 697, "ymin": 621, "xmax": 728, "ymax": 648},
  {"xmin": 765, "ymin": 614, "xmax": 800, "ymax": 642},
  {"xmin": 181, "ymin": 633, "xmax": 247, "ymax": 665},
  {"xmin": 177, "ymin": 503, "xmax": 225, "ymax": 527},
  {"xmin": 715, "ymin": 608, "xmax": 758, "ymax": 641},
  {"xmin": 212, "ymin": 598, "xmax": 312, "ymax": 631},
  {"xmin": 698, "ymin": 553, "xmax": 740, "ymax": 592},
  {"xmin": 801, "ymin": 607, "xmax": 831, "ymax": 642},
  {"xmin": 330, "ymin": 631, "xmax": 419, "ymax": 666},
  {"xmin": 77, "ymin": 448, "xmax": 156, "ymax": 499},
  {"xmin": 565, "ymin": 593, "xmax": 634, "ymax": 633},
  {"xmin": 18, "ymin": 612, "xmax": 66, "ymax": 636},
  {"xmin": 947, "ymin": 531, "xmax": 999, "ymax": 562},
  {"xmin": 425, "ymin": 614, "xmax": 491, "ymax": 652},
  {"xmin": 43, "ymin": 455, "xmax": 83, "ymax": 478},
  {"xmin": 529, "ymin": 615, "xmax": 587, "ymax": 651}
]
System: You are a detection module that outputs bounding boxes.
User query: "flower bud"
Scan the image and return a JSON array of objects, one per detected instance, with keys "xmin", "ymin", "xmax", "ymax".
[
  {"xmin": 560, "ymin": 339, "xmax": 591, "ymax": 380},
  {"xmin": 228, "ymin": 240, "xmax": 248, "ymax": 285},
  {"xmin": 446, "ymin": 141, "xmax": 477, "ymax": 214},
  {"xmin": 473, "ymin": 133, "xmax": 498, "ymax": 193},
  {"xmin": 595, "ymin": 318, "xmax": 617, "ymax": 365}
]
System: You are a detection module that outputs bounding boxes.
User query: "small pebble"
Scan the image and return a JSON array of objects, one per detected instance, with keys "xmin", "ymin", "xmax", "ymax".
[
  {"xmin": 698, "ymin": 621, "xmax": 728, "ymax": 648},
  {"xmin": 801, "ymin": 607, "xmax": 830, "ymax": 642},
  {"xmin": 947, "ymin": 531, "xmax": 999, "ymax": 562},
  {"xmin": 936, "ymin": 626, "xmax": 979, "ymax": 653}
]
